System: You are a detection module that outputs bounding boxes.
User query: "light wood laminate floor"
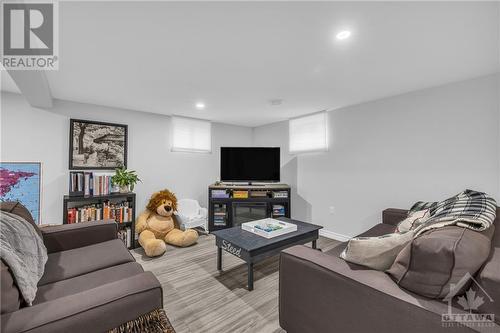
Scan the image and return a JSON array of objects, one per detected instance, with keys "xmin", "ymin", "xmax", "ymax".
[{"xmin": 133, "ymin": 234, "xmax": 340, "ymax": 333}]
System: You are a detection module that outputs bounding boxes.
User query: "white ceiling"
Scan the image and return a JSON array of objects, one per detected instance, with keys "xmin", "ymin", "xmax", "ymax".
[{"xmin": 2, "ymin": 1, "xmax": 499, "ymax": 127}]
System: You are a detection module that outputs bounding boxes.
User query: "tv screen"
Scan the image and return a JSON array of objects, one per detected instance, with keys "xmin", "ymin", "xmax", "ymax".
[{"xmin": 220, "ymin": 147, "xmax": 280, "ymax": 182}]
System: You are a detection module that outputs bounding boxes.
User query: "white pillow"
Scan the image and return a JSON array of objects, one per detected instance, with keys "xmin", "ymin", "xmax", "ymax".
[{"xmin": 396, "ymin": 209, "xmax": 431, "ymax": 232}]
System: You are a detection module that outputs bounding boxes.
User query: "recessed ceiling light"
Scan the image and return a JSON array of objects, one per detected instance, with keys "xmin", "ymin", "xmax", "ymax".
[
  {"xmin": 336, "ymin": 30, "xmax": 351, "ymax": 40},
  {"xmin": 195, "ymin": 102, "xmax": 205, "ymax": 110}
]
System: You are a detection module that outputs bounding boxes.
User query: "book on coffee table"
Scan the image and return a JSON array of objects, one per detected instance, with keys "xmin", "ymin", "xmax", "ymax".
[{"xmin": 242, "ymin": 218, "xmax": 297, "ymax": 238}]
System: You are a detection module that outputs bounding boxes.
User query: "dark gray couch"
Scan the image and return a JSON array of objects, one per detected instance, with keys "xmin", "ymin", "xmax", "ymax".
[
  {"xmin": 279, "ymin": 208, "xmax": 500, "ymax": 333},
  {"xmin": 1, "ymin": 203, "xmax": 163, "ymax": 333}
]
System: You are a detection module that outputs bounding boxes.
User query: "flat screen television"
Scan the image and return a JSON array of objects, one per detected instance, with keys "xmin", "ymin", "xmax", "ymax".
[{"xmin": 220, "ymin": 147, "xmax": 280, "ymax": 183}]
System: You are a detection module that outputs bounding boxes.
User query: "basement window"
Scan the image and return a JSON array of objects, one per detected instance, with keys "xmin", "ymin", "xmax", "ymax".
[
  {"xmin": 289, "ymin": 111, "xmax": 328, "ymax": 154},
  {"xmin": 171, "ymin": 116, "xmax": 212, "ymax": 153}
]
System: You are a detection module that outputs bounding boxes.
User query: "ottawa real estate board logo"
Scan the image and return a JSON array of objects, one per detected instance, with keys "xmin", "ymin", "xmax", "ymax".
[
  {"xmin": 442, "ymin": 273, "xmax": 495, "ymax": 328},
  {"xmin": 1, "ymin": 1, "xmax": 59, "ymax": 70}
]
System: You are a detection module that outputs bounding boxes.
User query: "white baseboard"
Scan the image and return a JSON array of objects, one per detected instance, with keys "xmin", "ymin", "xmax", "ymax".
[{"xmin": 319, "ymin": 229, "xmax": 352, "ymax": 242}]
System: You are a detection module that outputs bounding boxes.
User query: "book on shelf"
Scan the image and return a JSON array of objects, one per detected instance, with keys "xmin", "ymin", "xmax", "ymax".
[
  {"xmin": 250, "ymin": 191, "xmax": 268, "ymax": 198},
  {"xmin": 67, "ymin": 200, "xmax": 133, "ymax": 224},
  {"xmin": 211, "ymin": 189, "xmax": 229, "ymax": 198},
  {"xmin": 272, "ymin": 204, "xmax": 285, "ymax": 216},
  {"xmin": 233, "ymin": 190, "xmax": 248, "ymax": 198},
  {"xmin": 272, "ymin": 191, "xmax": 288, "ymax": 198},
  {"xmin": 69, "ymin": 171, "xmax": 115, "ymax": 196},
  {"xmin": 118, "ymin": 227, "xmax": 132, "ymax": 248}
]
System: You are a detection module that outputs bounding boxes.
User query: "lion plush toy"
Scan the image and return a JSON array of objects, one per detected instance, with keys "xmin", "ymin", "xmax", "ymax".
[{"xmin": 136, "ymin": 189, "xmax": 198, "ymax": 257}]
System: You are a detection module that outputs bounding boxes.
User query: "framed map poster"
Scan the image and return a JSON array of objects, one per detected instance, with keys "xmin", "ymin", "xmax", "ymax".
[{"xmin": 0, "ymin": 162, "xmax": 42, "ymax": 224}]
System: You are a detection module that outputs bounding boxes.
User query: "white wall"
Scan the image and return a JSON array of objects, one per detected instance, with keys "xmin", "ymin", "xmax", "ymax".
[
  {"xmin": 254, "ymin": 74, "xmax": 500, "ymax": 239},
  {"xmin": 2, "ymin": 74, "xmax": 498, "ymax": 233},
  {"xmin": 0, "ymin": 92, "xmax": 253, "ymax": 224}
]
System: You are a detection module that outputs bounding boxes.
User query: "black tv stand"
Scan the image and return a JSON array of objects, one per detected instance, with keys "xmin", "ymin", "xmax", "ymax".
[{"xmin": 208, "ymin": 183, "xmax": 291, "ymax": 232}]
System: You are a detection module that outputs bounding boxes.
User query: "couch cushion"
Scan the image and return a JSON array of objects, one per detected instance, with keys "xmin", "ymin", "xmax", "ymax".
[
  {"xmin": 1, "ymin": 261, "xmax": 21, "ymax": 314},
  {"xmin": 1, "ymin": 272, "xmax": 162, "ymax": 333},
  {"xmin": 39, "ymin": 239, "xmax": 135, "ymax": 286},
  {"xmin": 0, "ymin": 201, "xmax": 41, "ymax": 238},
  {"xmin": 34, "ymin": 262, "xmax": 144, "ymax": 304},
  {"xmin": 327, "ymin": 223, "xmax": 396, "ymax": 257},
  {"xmin": 282, "ymin": 245, "xmax": 489, "ymax": 332},
  {"xmin": 387, "ymin": 225, "xmax": 494, "ymax": 298}
]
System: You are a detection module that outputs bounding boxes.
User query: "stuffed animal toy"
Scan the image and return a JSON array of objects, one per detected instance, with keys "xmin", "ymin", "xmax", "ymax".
[{"xmin": 136, "ymin": 189, "xmax": 198, "ymax": 257}]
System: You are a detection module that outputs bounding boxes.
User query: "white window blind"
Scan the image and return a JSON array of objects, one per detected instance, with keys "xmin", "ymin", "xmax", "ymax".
[
  {"xmin": 171, "ymin": 116, "xmax": 212, "ymax": 153},
  {"xmin": 289, "ymin": 111, "xmax": 328, "ymax": 153}
]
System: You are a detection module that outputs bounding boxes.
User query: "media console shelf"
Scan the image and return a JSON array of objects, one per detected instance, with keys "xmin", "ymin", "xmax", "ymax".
[{"xmin": 208, "ymin": 183, "xmax": 291, "ymax": 232}]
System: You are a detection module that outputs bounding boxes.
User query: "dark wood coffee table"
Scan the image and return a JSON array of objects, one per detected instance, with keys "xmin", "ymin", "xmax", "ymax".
[{"xmin": 212, "ymin": 218, "xmax": 322, "ymax": 291}]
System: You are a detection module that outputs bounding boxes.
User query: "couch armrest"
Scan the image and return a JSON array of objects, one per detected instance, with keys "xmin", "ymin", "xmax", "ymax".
[
  {"xmin": 41, "ymin": 220, "xmax": 117, "ymax": 253},
  {"xmin": 1, "ymin": 272, "xmax": 162, "ymax": 333},
  {"xmin": 279, "ymin": 245, "xmax": 480, "ymax": 333},
  {"xmin": 382, "ymin": 208, "xmax": 408, "ymax": 226}
]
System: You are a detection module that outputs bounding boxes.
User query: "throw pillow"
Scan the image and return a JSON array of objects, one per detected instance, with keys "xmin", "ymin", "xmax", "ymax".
[
  {"xmin": 387, "ymin": 225, "xmax": 494, "ymax": 298},
  {"xmin": 340, "ymin": 231, "xmax": 414, "ymax": 270},
  {"xmin": 396, "ymin": 209, "xmax": 431, "ymax": 233}
]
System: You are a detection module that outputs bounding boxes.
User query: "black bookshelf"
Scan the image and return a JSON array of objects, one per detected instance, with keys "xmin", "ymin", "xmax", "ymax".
[
  {"xmin": 208, "ymin": 183, "xmax": 291, "ymax": 232},
  {"xmin": 63, "ymin": 192, "xmax": 137, "ymax": 249}
]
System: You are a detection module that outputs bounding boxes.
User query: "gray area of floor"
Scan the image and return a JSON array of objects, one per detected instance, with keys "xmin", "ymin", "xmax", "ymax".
[{"xmin": 133, "ymin": 234, "xmax": 340, "ymax": 333}]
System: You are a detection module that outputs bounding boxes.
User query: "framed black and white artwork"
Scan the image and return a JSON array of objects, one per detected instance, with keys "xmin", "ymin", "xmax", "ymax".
[{"xmin": 69, "ymin": 119, "xmax": 128, "ymax": 170}]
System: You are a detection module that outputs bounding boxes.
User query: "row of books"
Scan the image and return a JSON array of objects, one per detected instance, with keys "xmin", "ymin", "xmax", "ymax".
[
  {"xmin": 211, "ymin": 189, "xmax": 289, "ymax": 199},
  {"xmin": 213, "ymin": 204, "xmax": 227, "ymax": 226},
  {"xmin": 118, "ymin": 228, "xmax": 133, "ymax": 248},
  {"xmin": 69, "ymin": 171, "xmax": 115, "ymax": 196},
  {"xmin": 213, "ymin": 212, "xmax": 227, "ymax": 226},
  {"xmin": 67, "ymin": 201, "xmax": 133, "ymax": 224}
]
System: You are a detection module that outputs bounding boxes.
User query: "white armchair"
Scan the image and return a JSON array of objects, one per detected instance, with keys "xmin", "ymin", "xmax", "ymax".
[{"xmin": 175, "ymin": 199, "xmax": 208, "ymax": 233}]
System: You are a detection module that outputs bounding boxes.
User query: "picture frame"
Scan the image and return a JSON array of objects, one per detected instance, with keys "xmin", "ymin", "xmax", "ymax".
[
  {"xmin": 0, "ymin": 161, "xmax": 43, "ymax": 224},
  {"xmin": 69, "ymin": 119, "xmax": 128, "ymax": 170}
]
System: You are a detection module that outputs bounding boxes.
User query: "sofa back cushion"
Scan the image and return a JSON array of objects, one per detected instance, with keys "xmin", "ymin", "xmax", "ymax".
[
  {"xmin": 1, "ymin": 260, "xmax": 21, "ymax": 313},
  {"xmin": 0, "ymin": 201, "xmax": 41, "ymax": 238},
  {"xmin": 387, "ymin": 225, "xmax": 494, "ymax": 298}
]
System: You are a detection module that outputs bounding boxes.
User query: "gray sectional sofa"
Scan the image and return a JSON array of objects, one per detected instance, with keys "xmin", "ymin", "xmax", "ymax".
[
  {"xmin": 1, "ymin": 202, "xmax": 164, "ymax": 333},
  {"xmin": 279, "ymin": 208, "xmax": 500, "ymax": 333}
]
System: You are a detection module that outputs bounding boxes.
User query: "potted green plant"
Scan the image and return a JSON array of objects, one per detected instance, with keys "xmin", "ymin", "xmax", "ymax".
[{"xmin": 111, "ymin": 168, "xmax": 141, "ymax": 193}]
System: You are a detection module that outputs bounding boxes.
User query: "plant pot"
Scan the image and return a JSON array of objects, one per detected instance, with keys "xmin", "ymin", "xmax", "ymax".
[{"xmin": 119, "ymin": 185, "xmax": 130, "ymax": 193}]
